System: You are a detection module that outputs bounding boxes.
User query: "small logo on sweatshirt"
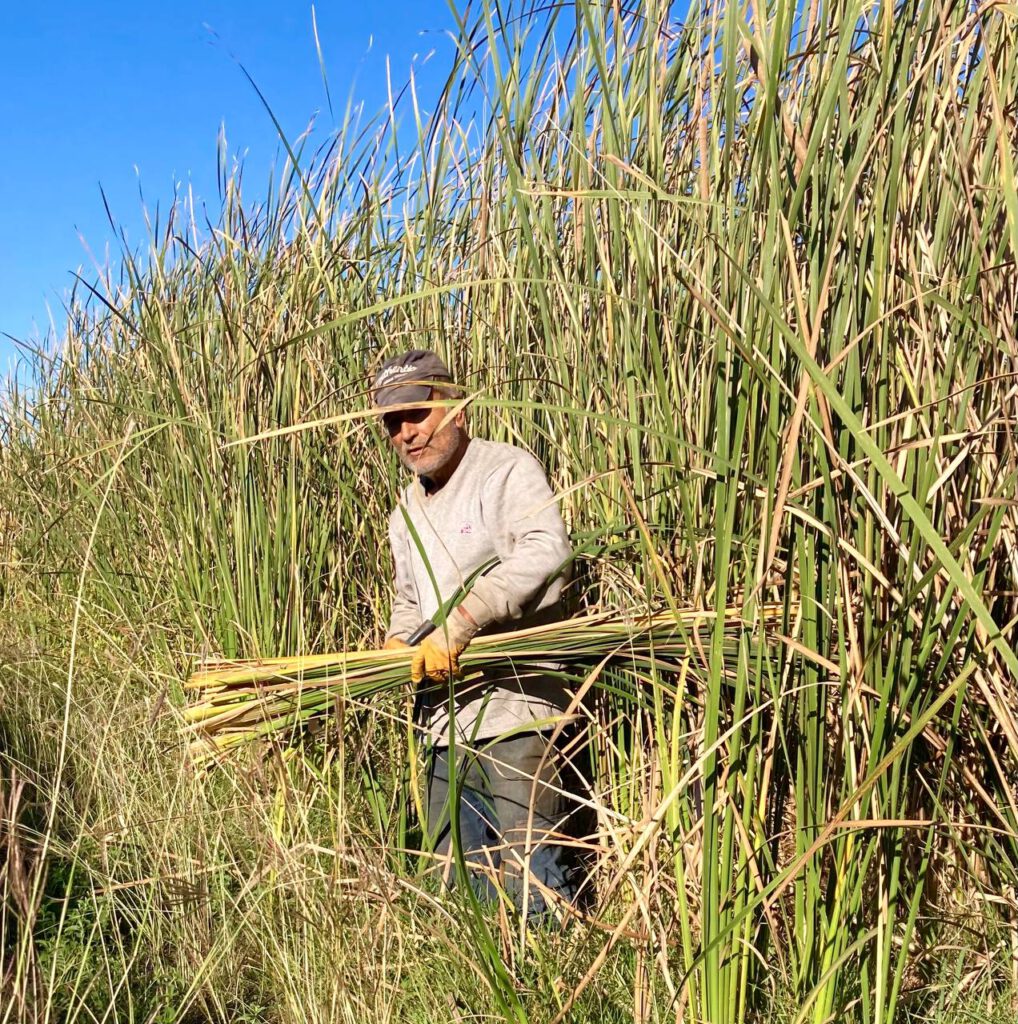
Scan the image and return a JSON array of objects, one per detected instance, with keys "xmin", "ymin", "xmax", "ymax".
[{"xmin": 460, "ymin": 522, "xmax": 473, "ymax": 534}]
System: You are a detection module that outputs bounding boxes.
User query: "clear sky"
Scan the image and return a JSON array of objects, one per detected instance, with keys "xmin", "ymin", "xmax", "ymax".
[{"xmin": 0, "ymin": 0, "xmax": 457, "ymax": 378}]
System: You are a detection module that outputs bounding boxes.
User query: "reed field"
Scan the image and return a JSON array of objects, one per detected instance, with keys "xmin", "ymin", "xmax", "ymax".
[{"xmin": 2, "ymin": 0, "xmax": 1018, "ymax": 1019}]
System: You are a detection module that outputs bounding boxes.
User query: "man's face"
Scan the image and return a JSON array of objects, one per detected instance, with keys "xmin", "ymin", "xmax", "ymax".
[{"xmin": 381, "ymin": 390, "xmax": 467, "ymax": 482}]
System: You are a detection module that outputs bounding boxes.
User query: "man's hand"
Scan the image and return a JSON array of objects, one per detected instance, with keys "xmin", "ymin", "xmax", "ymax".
[
  {"xmin": 410, "ymin": 607, "xmax": 479, "ymax": 684},
  {"xmin": 382, "ymin": 636, "xmax": 411, "ymax": 651}
]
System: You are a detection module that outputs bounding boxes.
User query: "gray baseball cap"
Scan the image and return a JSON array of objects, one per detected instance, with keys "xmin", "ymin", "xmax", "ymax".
[{"xmin": 371, "ymin": 350, "xmax": 455, "ymax": 408}]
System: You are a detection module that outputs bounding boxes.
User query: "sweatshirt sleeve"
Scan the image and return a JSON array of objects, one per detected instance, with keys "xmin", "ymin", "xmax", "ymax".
[
  {"xmin": 386, "ymin": 507, "xmax": 422, "ymax": 642},
  {"xmin": 459, "ymin": 451, "xmax": 572, "ymax": 627}
]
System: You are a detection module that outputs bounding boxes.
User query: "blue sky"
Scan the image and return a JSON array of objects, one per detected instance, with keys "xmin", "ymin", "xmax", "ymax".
[{"xmin": 0, "ymin": 0, "xmax": 457, "ymax": 377}]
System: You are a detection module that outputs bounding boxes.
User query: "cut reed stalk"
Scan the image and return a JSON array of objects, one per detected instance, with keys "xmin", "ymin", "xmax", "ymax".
[{"xmin": 184, "ymin": 604, "xmax": 788, "ymax": 762}]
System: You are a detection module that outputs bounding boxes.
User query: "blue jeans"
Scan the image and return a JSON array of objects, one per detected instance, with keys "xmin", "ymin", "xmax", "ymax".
[{"xmin": 425, "ymin": 730, "xmax": 589, "ymax": 916}]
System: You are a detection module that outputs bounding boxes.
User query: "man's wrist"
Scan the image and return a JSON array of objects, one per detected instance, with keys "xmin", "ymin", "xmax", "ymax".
[
  {"xmin": 459, "ymin": 590, "xmax": 495, "ymax": 631},
  {"xmin": 439, "ymin": 604, "xmax": 479, "ymax": 648},
  {"xmin": 455, "ymin": 605, "xmax": 477, "ymax": 627}
]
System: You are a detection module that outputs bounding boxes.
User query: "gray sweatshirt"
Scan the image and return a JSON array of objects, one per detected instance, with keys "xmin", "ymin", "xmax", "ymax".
[{"xmin": 386, "ymin": 437, "xmax": 573, "ymax": 743}]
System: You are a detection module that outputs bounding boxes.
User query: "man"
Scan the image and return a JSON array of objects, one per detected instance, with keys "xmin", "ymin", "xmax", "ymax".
[{"xmin": 373, "ymin": 349, "xmax": 585, "ymax": 916}]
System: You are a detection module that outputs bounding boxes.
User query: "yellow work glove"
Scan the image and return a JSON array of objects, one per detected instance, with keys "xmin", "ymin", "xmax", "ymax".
[
  {"xmin": 410, "ymin": 607, "xmax": 480, "ymax": 684},
  {"xmin": 382, "ymin": 636, "xmax": 411, "ymax": 651}
]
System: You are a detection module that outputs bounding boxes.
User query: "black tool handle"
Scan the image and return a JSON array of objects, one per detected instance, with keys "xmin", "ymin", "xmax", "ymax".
[
  {"xmin": 407, "ymin": 620, "xmax": 437, "ymax": 646},
  {"xmin": 408, "ymin": 619, "xmax": 437, "ymax": 724},
  {"xmin": 405, "ymin": 555, "xmax": 499, "ymax": 724}
]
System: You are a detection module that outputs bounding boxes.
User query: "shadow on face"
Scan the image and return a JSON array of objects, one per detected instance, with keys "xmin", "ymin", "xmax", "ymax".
[{"xmin": 381, "ymin": 389, "xmax": 468, "ymax": 485}]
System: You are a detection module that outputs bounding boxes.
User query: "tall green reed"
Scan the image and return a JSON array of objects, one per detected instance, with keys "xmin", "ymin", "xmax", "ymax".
[{"xmin": 2, "ymin": 0, "xmax": 1017, "ymax": 1021}]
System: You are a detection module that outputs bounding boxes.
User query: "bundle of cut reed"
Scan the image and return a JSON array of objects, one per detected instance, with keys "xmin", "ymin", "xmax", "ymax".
[{"xmin": 183, "ymin": 604, "xmax": 788, "ymax": 763}]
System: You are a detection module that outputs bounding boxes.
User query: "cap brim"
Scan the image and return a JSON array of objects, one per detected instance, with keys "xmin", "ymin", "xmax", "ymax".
[{"xmin": 372, "ymin": 382, "xmax": 434, "ymax": 409}]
